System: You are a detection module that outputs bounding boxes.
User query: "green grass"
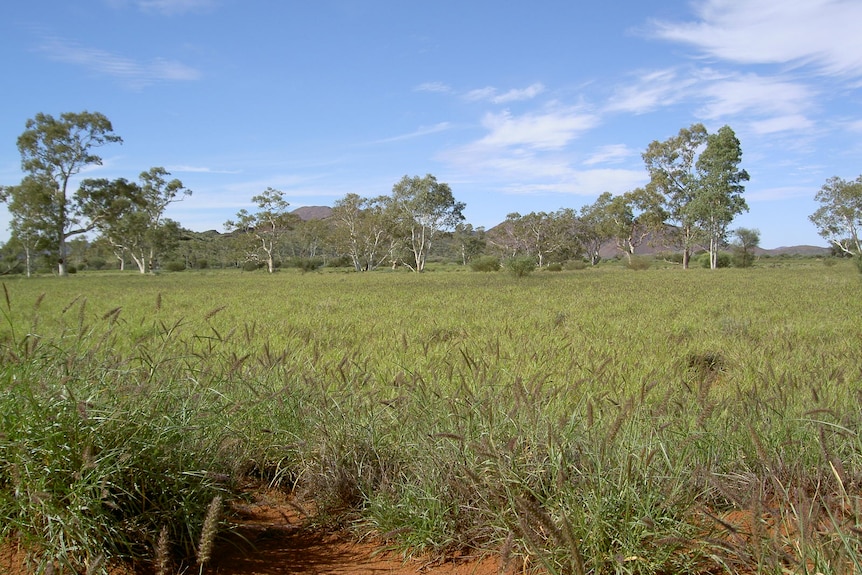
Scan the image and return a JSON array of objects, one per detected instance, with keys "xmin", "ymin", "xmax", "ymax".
[{"xmin": 1, "ymin": 263, "xmax": 861, "ymax": 574}]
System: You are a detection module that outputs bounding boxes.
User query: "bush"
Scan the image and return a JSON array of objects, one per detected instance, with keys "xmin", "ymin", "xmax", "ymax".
[
  {"xmin": 626, "ymin": 256, "xmax": 652, "ymax": 270},
  {"xmin": 470, "ymin": 256, "xmax": 501, "ymax": 272},
  {"xmin": 296, "ymin": 258, "xmax": 324, "ymax": 273},
  {"xmin": 66, "ymin": 265, "xmax": 77, "ymax": 274},
  {"xmin": 86, "ymin": 257, "xmax": 107, "ymax": 271},
  {"xmin": 326, "ymin": 255, "xmax": 353, "ymax": 268},
  {"xmin": 699, "ymin": 252, "xmax": 732, "ymax": 268},
  {"xmin": 546, "ymin": 262, "xmax": 563, "ymax": 272},
  {"xmin": 242, "ymin": 260, "xmax": 262, "ymax": 272},
  {"xmin": 564, "ymin": 260, "xmax": 587, "ymax": 270},
  {"xmin": 505, "ymin": 256, "xmax": 536, "ymax": 278},
  {"xmin": 164, "ymin": 260, "xmax": 187, "ymax": 272}
]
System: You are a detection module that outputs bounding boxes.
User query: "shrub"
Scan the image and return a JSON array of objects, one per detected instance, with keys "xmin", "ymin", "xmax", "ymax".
[
  {"xmin": 626, "ymin": 256, "xmax": 652, "ymax": 270},
  {"xmin": 699, "ymin": 252, "xmax": 732, "ymax": 268},
  {"xmin": 470, "ymin": 255, "xmax": 501, "ymax": 272},
  {"xmin": 66, "ymin": 265, "xmax": 77, "ymax": 274},
  {"xmin": 564, "ymin": 260, "xmax": 587, "ymax": 270},
  {"xmin": 86, "ymin": 257, "xmax": 107, "ymax": 271},
  {"xmin": 326, "ymin": 255, "xmax": 353, "ymax": 268},
  {"xmin": 296, "ymin": 258, "xmax": 324, "ymax": 273},
  {"xmin": 505, "ymin": 256, "xmax": 536, "ymax": 278},
  {"xmin": 164, "ymin": 260, "xmax": 187, "ymax": 272},
  {"xmin": 546, "ymin": 262, "xmax": 563, "ymax": 272},
  {"xmin": 242, "ymin": 260, "xmax": 262, "ymax": 272}
]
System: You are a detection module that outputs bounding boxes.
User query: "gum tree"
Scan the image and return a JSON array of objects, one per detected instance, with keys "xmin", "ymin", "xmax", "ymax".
[
  {"xmin": 388, "ymin": 174, "xmax": 464, "ymax": 272},
  {"xmin": 78, "ymin": 167, "xmax": 191, "ymax": 273},
  {"xmin": 692, "ymin": 126, "xmax": 749, "ymax": 269},
  {"xmin": 225, "ymin": 187, "xmax": 297, "ymax": 273},
  {"xmin": 809, "ymin": 175, "xmax": 862, "ymax": 257},
  {"xmin": 643, "ymin": 124, "xmax": 747, "ymax": 269},
  {"xmin": 6, "ymin": 111, "xmax": 122, "ymax": 276}
]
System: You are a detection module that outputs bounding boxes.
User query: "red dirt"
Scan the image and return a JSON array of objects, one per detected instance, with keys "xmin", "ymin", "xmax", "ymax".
[
  {"xmin": 206, "ymin": 488, "xmax": 502, "ymax": 575},
  {"xmin": 0, "ymin": 489, "xmax": 504, "ymax": 575}
]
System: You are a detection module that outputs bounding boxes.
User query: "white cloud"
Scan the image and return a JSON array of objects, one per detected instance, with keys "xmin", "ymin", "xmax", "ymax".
[
  {"xmin": 650, "ymin": 0, "xmax": 862, "ymax": 77},
  {"xmin": 605, "ymin": 69, "xmax": 695, "ymax": 114},
  {"xmin": 583, "ymin": 144, "xmax": 635, "ymax": 166},
  {"xmin": 492, "ymin": 83, "xmax": 545, "ymax": 104},
  {"xmin": 463, "ymin": 83, "xmax": 546, "ymax": 104},
  {"xmin": 38, "ymin": 37, "xmax": 201, "ymax": 88},
  {"xmin": 436, "ymin": 106, "xmax": 637, "ymax": 197},
  {"xmin": 464, "ymin": 87, "xmax": 496, "ymax": 101},
  {"xmin": 415, "ymin": 82, "xmax": 451, "ymax": 93},
  {"xmin": 750, "ymin": 115, "xmax": 814, "ymax": 135},
  {"xmin": 698, "ymin": 73, "xmax": 815, "ymax": 120},
  {"xmin": 476, "ymin": 107, "xmax": 598, "ymax": 151},
  {"xmin": 371, "ymin": 122, "xmax": 451, "ymax": 144}
]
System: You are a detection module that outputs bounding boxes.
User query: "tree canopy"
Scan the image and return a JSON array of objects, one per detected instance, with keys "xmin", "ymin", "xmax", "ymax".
[
  {"xmin": 6, "ymin": 111, "xmax": 123, "ymax": 276},
  {"xmin": 809, "ymin": 175, "xmax": 862, "ymax": 257}
]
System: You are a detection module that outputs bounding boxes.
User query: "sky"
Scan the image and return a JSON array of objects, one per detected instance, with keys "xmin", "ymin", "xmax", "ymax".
[{"xmin": 2, "ymin": 0, "xmax": 861, "ymax": 249}]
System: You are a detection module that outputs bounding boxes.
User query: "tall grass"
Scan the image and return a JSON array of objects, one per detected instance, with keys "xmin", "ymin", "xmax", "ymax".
[{"xmin": 0, "ymin": 263, "xmax": 860, "ymax": 573}]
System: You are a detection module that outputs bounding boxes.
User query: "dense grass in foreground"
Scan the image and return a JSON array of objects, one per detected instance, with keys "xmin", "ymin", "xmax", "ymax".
[{"xmin": 1, "ymin": 263, "xmax": 861, "ymax": 574}]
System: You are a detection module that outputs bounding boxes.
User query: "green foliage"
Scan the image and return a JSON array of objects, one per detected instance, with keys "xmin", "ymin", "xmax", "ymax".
[
  {"xmin": 1, "ymin": 268, "xmax": 861, "ymax": 573},
  {"xmin": 699, "ymin": 251, "xmax": 732, "ymax": 268},
  {"xmin": 505, "ymin": 256, "xmax": 537, "ymax": 277},
  {"xmin": 163, "ymin": 260, "xmax": 186, "ymax": 272},
  {"xmin": 546, "ymin": 262, "xmax": 563, "ymax": 272},
  {"xmin": 469, "ymin": 255, "xmax": 501, "ymax": 272},
  {"xmin": 626, "ymin": 256, "xmax": 652, "ymax": 270},
  {"xmin": 564, "ymin": 259, "xmax": 587, "ymax": 270}
]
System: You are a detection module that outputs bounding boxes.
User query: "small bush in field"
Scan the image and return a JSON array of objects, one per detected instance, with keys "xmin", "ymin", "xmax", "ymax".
[
  {"xmin": 164, "ymin": 260, "xmax": 186, "ymax": 272},
  {"xmin": 505, "ymin": 256, "xmax": 536, "ymax": 277},
  {"xmin": 470, "ymin": 255, "xmax": 501, "ymax": 272},
  {"xmin": 546, "ymin": 262, "xmax": 563, "ymax": 272},
  {"xmin": 297, "ymin": 258, "xmax": 323, "ymax": 273},
  {"xmin": 87, "ymin": 257, "xmax": 107, "ymax": 270},
  {"xmin": 242, "ymin": 260, "xmax": 262, "ymax": 272},
  {"xmin": 564, "ymin": 260, "xmax": 587, "ymax": 270},
  {"xmin": 626, "ymin": 256, "xmax": 652, "ymax": 270}
]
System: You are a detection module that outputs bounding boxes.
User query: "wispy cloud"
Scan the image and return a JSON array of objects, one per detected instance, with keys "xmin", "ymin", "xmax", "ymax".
[
  {"xmin": 414, "ymin": 81, "xmax": 452, "ymax": 93},
  {"xmin": 464, "ymin": 83, "xmax": 546, "ymax": 104},
  {"xmin": 697, "ymin": 72, "xmax": 815, "ymax": 120},
  {"xmin": 583, "ymin": 144, "xmax": 635, "ymax": 166},
  {"xmin": 476, "ymin": 107, "xmax": 598, "ymax": 151},
  {"xmin": 371, "ymin": 122, "xmax": 451, "ymax": 144},
  {"xmin": 437, "ymin": 106, "xmax": 632, "ymax": 196},
  {"xmin": 650, "ymin": 0, "xmax": 862, "ymax": 77},
  {"xmin": 605, "ymin": 69, "xmax": 695, "ymax": 114},
  {"xmin": 38, "ymin": 37, "xmax": 201, "ymax": 88}
]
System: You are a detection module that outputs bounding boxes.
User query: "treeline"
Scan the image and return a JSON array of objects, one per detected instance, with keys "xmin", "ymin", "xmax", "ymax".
[{"xmin": 2, "ymin": 112, "xmax": 761, "ymax": 276}]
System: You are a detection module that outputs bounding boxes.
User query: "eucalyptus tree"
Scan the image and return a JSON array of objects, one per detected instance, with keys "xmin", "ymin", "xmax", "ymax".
[
  {"xmin": 809, "ymin": 175, "xmax": 862, "ymax": 257},
  {"xmin": 330, "ymin": 193, "xmax": 396, "ymax": 271},
  {"xmin": 643, "ymin": 123, "xmax": 747, "ymax": 268},
  {"xmin": 387, "ymin": 174, "xmax": 465, "ymax": 272},
  {"xmin": 732, "ymin": 227, "xmax": 760, "ymax": 267},
  {"xmin": 585, "ymin": 189, "xmax": 665, "ymax": 264},
  {"xmin": 79, "ymin": 167, "xmax": 191, "ymax": 273},
  {"xmin": 692, "ymin": 126, "xmax": 749, "ymax": 269},
  {"xmin": 225, "ymin": 187, "xmax": 297, "ymax": 273},
  {"xmin": 643, "ymin": 124, "xmax": 708, "ymax": 268},
  {"xmin": 4, "ymin": 111, "xmax": 122, "ymax": 276}
]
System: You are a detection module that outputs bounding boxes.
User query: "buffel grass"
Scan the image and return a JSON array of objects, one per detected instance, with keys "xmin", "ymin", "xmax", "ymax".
[{"xmin": 0, "ymin": 262, "xmax": 860, "ymax": 574}]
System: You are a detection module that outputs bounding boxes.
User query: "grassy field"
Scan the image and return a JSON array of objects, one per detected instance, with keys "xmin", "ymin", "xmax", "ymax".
[{"xmin": 1, "ymin": 262, "xmax": 861, "ymax": 574}]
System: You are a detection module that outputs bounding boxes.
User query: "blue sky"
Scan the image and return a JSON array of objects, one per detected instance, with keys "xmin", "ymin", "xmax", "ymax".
[{"xmin": 2, "ymin": 0, "xmax": 861, "ymax": 249}]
